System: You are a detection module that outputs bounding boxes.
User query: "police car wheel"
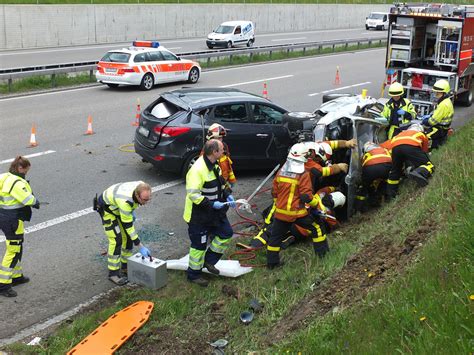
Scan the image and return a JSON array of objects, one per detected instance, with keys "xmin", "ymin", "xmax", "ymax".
[
  {"xmin": 140, "ymin": 73, "xmax": 154, "ymax": 91},
  {"xmin": 187, "ymin": 67, "xmax": 200, "ymax": 84}
]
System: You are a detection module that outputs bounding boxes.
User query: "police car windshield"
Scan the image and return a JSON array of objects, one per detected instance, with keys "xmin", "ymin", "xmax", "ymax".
[
  {"xmin": 214, "ymin": 26, "xmax": 234, "ymax": 34},
  {"xmin": 368, "ymin": 13, "xmax": 385, "ymax": 20},
  {"xmin": 100, "ymin": 52, "xmax": 131, "ymax": 63}
]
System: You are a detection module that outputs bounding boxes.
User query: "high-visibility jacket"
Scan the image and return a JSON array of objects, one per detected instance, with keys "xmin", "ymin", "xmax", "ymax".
[
  {"xmin": 428, "ymin": 97, "xmax": 454, "ymax": 129},
  {"xmin": 184, "ymin": 155, "xmax": 229, "ymax": 226},
  {"xmin": 272, "ymin": 164, "xmax": 322, "ymax": 223},
  {"xmin": 362, "ymin": 147, "xmax": 392, "ymax": 167},
  {"xmin": 305, "ymin": 160, "xmax": 336, "ymax": 178},
  {"xmin": 0, "ymin": 172, "xmax": 36, "ymax": 220},
  {"xmin": 382, "ymin": 98, "xmax": 416, "ymax": 126},
  {"xmin": 218, "ymin": 142, "xmax": 236, "ymax": 184},
  {"xmin": 102, "ymin": 181, "xmax": 142, "ymax": 243},
  {"xmin": 389, "ymin": 130, "xmax": 429, "ymax": 153}
]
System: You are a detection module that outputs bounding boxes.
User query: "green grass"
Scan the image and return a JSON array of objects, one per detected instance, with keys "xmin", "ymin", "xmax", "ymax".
[
  {"xmin": 3, "ymin": 119, "xmax": 473, "ymax": 353},
  {"xmin": 1, "ymin": 0, "xmax": 472, "ymax": 4},
  {"xmin": 0, "ymin": 41, "xmax": 384, "ymax": 95}
]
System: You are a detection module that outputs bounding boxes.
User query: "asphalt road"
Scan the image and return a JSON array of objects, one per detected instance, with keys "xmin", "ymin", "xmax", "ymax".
[
  {"xmin": 0, "ymin": 48, "xmax": 472, "ymax": 343},
  {"xmin": 0, "ymin": 28, "xmax": 386, "ymax": 69}
]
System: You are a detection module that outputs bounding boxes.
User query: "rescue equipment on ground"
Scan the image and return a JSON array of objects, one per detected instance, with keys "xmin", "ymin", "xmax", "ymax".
[{"xmin": 127, "ymin": 253, "xmax": 167, "ymax": 290}]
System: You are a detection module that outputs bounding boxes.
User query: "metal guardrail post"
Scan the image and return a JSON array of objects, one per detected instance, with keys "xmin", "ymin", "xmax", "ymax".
[
  {"xmin": 369, "ymin": 40, "xmax": 372, "ymax": 47},
  {"xmin": 269, "ymin": 50, "xmax": 272, "ymax": 59},
  {"xmin": 89, "ymin": 69, "xmax": 93, "ymax": 82},
  {"xmin": 52, "ymin": 73, "xmax": 56, "ymax": 88},
  {"xmin": 230, "ymin": 54, "xmax": 233, "ymax": 65},
  {"xmin": 8, "ymin": 78, "xmax": 12, "ymax": 93}
]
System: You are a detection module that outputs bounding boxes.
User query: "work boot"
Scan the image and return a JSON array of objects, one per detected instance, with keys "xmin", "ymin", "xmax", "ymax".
[
  {"xmin": 120, "ymin": 267, "xmax": 128, "ymax": 277},
  {"xmin": 314, "ymin": 240, "xmax": 330, "ymax": 258},
  {"xmin": 408, "ymin": 170, "xmax": 429, "ymax": 187},
  {"xmin": 0, "ymin": 286, "xmax": 17, "ymax": 297},
  {"xmin": 188, "ymin": 277, "xmax": 209, "ymax": 287},
  {"xmin": 204, "ymin": 262, "xmax": 220, "ymax": 275},
  {"xmin": 267, "ymin": 261, "xmax": 285, "ymax": 270},
  {"xmin": 12, "ymin": 276, "xmax": 30, "ymax": 286},
  {"xmin": 108, "ymin": 275, "xmax": 128, "ymax": 286},
  {"xmin": 281, "ymin": 235, "xmax": 296, "ymax": 250}
]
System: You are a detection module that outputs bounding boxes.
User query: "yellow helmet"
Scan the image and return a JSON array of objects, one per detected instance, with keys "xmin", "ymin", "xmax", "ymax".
[
  {"xmin": 432, "ymin": 79, "xmax": 450, "ymax": 93},
  {"xmin": 388, "ymin": 82, "xmax": 404, "ymax": 97}
]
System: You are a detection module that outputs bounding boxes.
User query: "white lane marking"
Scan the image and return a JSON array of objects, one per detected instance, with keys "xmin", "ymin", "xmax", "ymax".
[
  {"xmin": 0, "ymin": 150, "xmax": 56, "ymax": 165},
  {"xmin": 308, "ymin": 81, "xmax": 372, "ymax": 97},
  {"xmin": 271, "ymin": 37, "xmax": 307, "ymax": 42},
  {"xmin": 0, "ymin": 179, "xmax": 183, "ymax": 243},
  {"xmin": 221, "ymin": 75, "xmax": 293, "ymax": 88},
  {"xmin": 166, "ymin": 47, "xmax": 182, "ymax": 50}
]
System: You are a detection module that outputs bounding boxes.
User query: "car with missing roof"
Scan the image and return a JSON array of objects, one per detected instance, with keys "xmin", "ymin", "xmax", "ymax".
[
  {"xmin": 96, "ymin": 41, "xmax": 201, "ymax": 90},
  {"xmin": 134, "ymin": 88, "xmax": 319, "ymax": 175}
]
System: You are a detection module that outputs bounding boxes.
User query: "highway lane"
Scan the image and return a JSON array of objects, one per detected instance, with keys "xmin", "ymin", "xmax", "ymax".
[
  {"xmin": 0, "ymin": 28, "xmax": 386, "ymax": 69},
  {"xmin": 1, "ymin": 48, "xmax": 472, "ymax": 342}
]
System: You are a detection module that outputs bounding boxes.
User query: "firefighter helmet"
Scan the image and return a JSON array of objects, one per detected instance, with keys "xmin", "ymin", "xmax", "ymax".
[
  {"xmin": 318, "ymin": 142, "xmax": 333, "ymax": 163},
  {"xmin": 363, "ymin": 141, "xmax": 378, "ymax": 154},
  {"xmin": 432, "ymin": 79, "xmax": 450, "ymax": 93},
  {"xmin": 206, "ymin": 123, "xmax": 226, "ymax": 140},
  {"xmin": 408, "ymin": 123, "xmax": 424, "ymax": 132},
  {"xmin": 388, "ymin": 82, "xmax": 404, "ymax": 97},
  {"xmin": 287, "ymin": 143, "xmax": 309, "ymax": 163}
]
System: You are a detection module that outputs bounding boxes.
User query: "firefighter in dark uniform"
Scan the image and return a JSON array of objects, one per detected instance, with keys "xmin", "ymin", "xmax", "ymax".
[
  {"xmin": 422, "ymin": 79, "xmax": 454, "ymax": 149},
  {"xmin": 355, "ymin": 142, "xmax": 392, "ymax": 211},
  {"xmin": 96, "ymin": 181, "xmax": 152, "ymax": 286},
  {"xmin": 267, "ymin": 143, "xmax": 328, "ymax": 268},
  {"xmin": 0, "ymin": 157, "xmax": 39, "ymax": 297},
  {"xmin": 184, "ymin": 139, "xmax": 236, "ymax": 287},
  {"xmin": 382, "ymin": 82, "xmax": 416, "ymax": 139},
  {"xmin": 386, "ymin": 123, "xmax": 435, "ymax": 200}
]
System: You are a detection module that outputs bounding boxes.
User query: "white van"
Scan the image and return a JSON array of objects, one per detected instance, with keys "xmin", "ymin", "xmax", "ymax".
[
  {"xmin": 206, "ymin": 21, "xmax": 255, "ymax": 49},
  {"xmin": 365, "ymin": 12, "xmax": 389, "ymax": 31}
]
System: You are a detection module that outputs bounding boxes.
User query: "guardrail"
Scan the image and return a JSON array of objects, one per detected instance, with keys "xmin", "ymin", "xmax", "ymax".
[{"xmin": 0, "ymin": 36, "xmax": 386, "ymax": 93}]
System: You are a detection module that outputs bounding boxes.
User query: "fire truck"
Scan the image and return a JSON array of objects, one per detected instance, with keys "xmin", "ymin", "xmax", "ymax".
[{"xmin": 385, "ymin": 3, "xmax": 474, "ymax": 115}]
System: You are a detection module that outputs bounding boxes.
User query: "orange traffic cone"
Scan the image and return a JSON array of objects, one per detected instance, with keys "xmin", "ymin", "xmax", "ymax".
[
  {"xmin": 333, "ymin": 66, "xmax": 341, "ymax": 86},
  {"xmin": 262, "ymin": 82, "xmax": 269, "ymax": 99},
  {"xmin": 85, "ymin": 115, "xmax": 94, "ymax": 135},
  {"xmin": 132, "ymin": 98, "xmax": 141, "ymax": 127},
  {"xmin": 28, "ymin": 124, "xmax": 38, "ymax": 148}
]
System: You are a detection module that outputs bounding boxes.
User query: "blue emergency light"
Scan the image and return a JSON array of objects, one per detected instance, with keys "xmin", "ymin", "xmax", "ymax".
[{"xmin": 132, "ymin": 41, "xmax": 160, "ymax": 48}]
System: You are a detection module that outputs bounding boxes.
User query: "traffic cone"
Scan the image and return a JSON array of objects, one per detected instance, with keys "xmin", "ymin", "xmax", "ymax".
[
  {"xmin": 85, "ymin": 115, "xmax": 94, "ymax": 135},
  {"xmin": 132, "ymin": 98, "xmax": 141, "ymax": 126},
  {"xmin": 333, "ymin": 66, "xmax": 341, "ymax": 86},
  {"xmin": 262, "ymin": 82, "xmax": 269, "ymax": 99},
  {"xmin": 28, "ymin": 124, "xmax": 38, "ymax": 148}
]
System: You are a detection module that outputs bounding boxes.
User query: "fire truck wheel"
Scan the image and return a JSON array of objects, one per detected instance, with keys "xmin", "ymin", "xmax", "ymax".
[
  {"xmin": 140, "ymin": 73, "xmax": 154, "ymax": 91},
  {"xmin": 457, "ymin": 90, "xmax": 472, "ymax": 107}
]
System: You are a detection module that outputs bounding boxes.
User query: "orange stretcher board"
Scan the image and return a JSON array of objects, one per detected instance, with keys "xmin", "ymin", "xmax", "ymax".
[{"xmin": 67, "ymin": 301, "xmax": 154, "ymax": 355}]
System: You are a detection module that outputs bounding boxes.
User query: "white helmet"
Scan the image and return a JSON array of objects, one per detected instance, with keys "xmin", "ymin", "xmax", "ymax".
[
  {"xmin": 315, "ymin": 142, "xmax": 333, "ymax": 163},
  {"xmin": 304, "ymin": 141, "xmax": 319, "ymax": 152},
  {"xmin": 408, "ymin": 123, "xmax": 424, "ymax": 132},
  {"xmin": 363, "ymin": 142, "xmax": 378, "ymax": 154},
  {"xmin": 206, "ymin": 123, "xmax": 226, "ymax": 140},
  {"xmin": 288, "ymin": 143, "xmax": 309, "ymax": 163},
  {"xmin": 330, "ymin": 191, "xmax": 346, "ymax": 208}
]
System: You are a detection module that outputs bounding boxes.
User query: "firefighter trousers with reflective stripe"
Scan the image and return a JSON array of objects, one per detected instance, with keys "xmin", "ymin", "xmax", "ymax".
[
  {"xmin": 357, "ymin": 163, "xmax": 391, "ymax": 210},
  {"xmin": 289, "ymin": 216, "xmax": 329, "ymax": 257},
  {"xmin": 187, "ymin": 218, "xmax": 233, "ymax": 280},
  {"xmin": 100, "ymin": 211, "xmax": 133, "ymax": 276},
  {"xmin": 0, "ymin": 218, "xmax": 24, "ymax": 288},
  {"xmin": 267, "ymin": 215, "xmax": 317, "ymax": 266},
  {"xmin": 387, "ymin": 145, "xmax": 434, "ymax": 198},
  {"xmin": 425, "ymin": 126, "xmax": 448, "ymax": 150}
]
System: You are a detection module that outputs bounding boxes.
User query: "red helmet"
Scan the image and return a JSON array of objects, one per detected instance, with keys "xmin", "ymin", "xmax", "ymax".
[{"xmin": 206, "ymin": 123, "xmax": 226, "ymax": 140}]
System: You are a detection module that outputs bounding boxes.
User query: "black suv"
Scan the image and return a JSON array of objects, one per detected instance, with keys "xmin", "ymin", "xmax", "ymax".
[{"xmin": 134, "ymin": 88, "xmax": 312, "ymax": 175}]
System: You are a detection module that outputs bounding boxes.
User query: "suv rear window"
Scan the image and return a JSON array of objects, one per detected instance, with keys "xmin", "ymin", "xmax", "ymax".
[
  {"xmin": 150, "ymin": 100, "xmax": 179, "ymax": 120},
  {"xmin": 100, "ymin": 52, "xmax": 130, "ymax": 63}
]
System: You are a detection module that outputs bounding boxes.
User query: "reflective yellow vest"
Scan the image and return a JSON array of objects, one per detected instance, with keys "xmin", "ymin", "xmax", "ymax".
[{"xmin": 0, "ymin": 172, "xmax": 36, "ymax": 219}]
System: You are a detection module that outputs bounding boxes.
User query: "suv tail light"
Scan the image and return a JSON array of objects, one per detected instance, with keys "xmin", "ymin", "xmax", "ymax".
[{"xmin": 154, "ymin": 125, "xmax": 191, "ymax": 138}]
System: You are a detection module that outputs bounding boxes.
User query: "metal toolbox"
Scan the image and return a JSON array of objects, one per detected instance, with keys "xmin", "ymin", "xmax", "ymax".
[{"xmin": 127, "ymin": 253, "xmax": 167, "ymax": 290}]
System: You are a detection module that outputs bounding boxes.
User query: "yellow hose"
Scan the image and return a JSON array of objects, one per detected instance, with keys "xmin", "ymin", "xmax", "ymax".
[{"xmin": 119, "ymin": 143, "xmax": 135, "ymax": 153}]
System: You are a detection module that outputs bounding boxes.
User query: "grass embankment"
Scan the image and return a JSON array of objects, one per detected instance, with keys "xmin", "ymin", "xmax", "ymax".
[
  {"xmin": 4, "ymin": 121, "xmax": 473, "ymax": 354},
  {"xmin": 0, "ymin": 41, "xmax": 384, "ymax": 95}
]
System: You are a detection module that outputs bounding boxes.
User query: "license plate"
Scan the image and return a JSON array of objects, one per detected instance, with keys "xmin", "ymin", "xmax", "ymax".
[
  {"xmin": 105, "ymin": 68, "xmax": 117, "ymax": 73},
  {"xmin": 211, "ymin": 42, "xmax": 216, "ymax": 44},
  {"xmin": 138, "ymin": 126, "xmax": 149, "ymax": 137}
]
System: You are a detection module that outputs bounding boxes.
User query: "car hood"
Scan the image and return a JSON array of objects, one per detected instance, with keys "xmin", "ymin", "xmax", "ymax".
[
  {"xmin": 208, "ymin": 33, "xmax": 228, "ymax": 40},
  {"xmin": 320, "ymin": 95, "xmax": 378, "ymax": 114}
]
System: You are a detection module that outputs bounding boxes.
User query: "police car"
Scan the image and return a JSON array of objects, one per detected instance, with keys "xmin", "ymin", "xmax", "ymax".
[{"xmin": 96, "ymin": 41, "xmax": 201, "ymax": 90}]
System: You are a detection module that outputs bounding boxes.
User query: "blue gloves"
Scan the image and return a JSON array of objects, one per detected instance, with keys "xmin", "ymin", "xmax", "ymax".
[
  {"xmin": 132, "ymin": 210, "xmax": 137, "ymax": 222},
  {"xmin": 212, "ymin": 201, "xmax": 225, "ymax": 210},
  {"xmin": 421, "ymin": 114, "xmax": 432, "ymax": 125},
  {"xmin": 226, "ymin": 195, "xmax": 236, "ymax": 208},
  {"xmin": 397, "ymin": 109, "xmax": 406, "ymax": 116},
  {"xmin": 139, "ymin": 246, "xmax": 151, "ymax": 258}
]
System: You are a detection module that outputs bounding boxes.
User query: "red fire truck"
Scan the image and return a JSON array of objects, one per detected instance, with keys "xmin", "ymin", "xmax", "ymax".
[{"xmin": 385, "ymin": 3, "xmax": 474, "ymax": 115}]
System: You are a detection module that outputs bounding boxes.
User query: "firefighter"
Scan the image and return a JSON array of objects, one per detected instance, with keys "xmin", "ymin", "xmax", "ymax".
[
  {"xmin": 206, "ymin": 123, "xmax": 236, "ymax": 187},
  {"xmin": 267, "ymin": 143, "xmax": 328, "ymax": 269},
  {"xmin": 0, "ymin": 157, "xmax": 39, "ymax": 297},
  {"xmin": 421, "ymin": 79, "xmax": 454, "ymax": 149},
  {"xmin": 355, "ymin": 142, "xmax": 392, "ymax": 212},
  {"xmin": 386, "ymin": 124, "xmax": 434, "ymax": 200},
  {"xmin": 382, "ymin": 82, "xmax": 416, "ymax": 139},
  {"xmin": 184, "ymin": 139, "xmax": 235, "ymax": 287},
  {"xmin": 95, "ymin": 181, "xmax": 152, "ymax": 286}
]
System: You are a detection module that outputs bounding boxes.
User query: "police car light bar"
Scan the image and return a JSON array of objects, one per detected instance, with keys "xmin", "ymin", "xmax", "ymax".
[{"xmin": 132, "ymin": 41, "xmax": 160, "ymax": 48}]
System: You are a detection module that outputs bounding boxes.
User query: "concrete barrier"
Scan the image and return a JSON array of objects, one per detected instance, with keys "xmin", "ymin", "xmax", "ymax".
[{"xmin": 0, "ymin": 4, "xmax": 391, "ymax": 50}]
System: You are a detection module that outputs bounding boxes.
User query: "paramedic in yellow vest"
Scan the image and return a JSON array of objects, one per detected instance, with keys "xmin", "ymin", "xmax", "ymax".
[
  {"xmin": 0, "ymin": 157, "xmax": 39, "ymax": 297},
  {"xmin": 96, "ymin": 181, "xmax": 152, "ymax": 286},
  {"xmin": 421, "ymin": 79, "xmax": 454, "ymax": 149},
  {"xmin": 382, "ymin": 82, "xmax": 416, "ymax": 139}
]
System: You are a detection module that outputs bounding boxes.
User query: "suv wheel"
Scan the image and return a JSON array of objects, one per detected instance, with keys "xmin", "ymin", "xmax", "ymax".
[
  {"xmin": 140, "ymin": 73, "xmax": 154, "ymax": 91},
  {"xmin": 187, "ymin": 67, "xmax": 200, "ymax": 84},
  {"xmin": 182, "ymin": 152, "xmax": 200, "ymax": 177}
]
